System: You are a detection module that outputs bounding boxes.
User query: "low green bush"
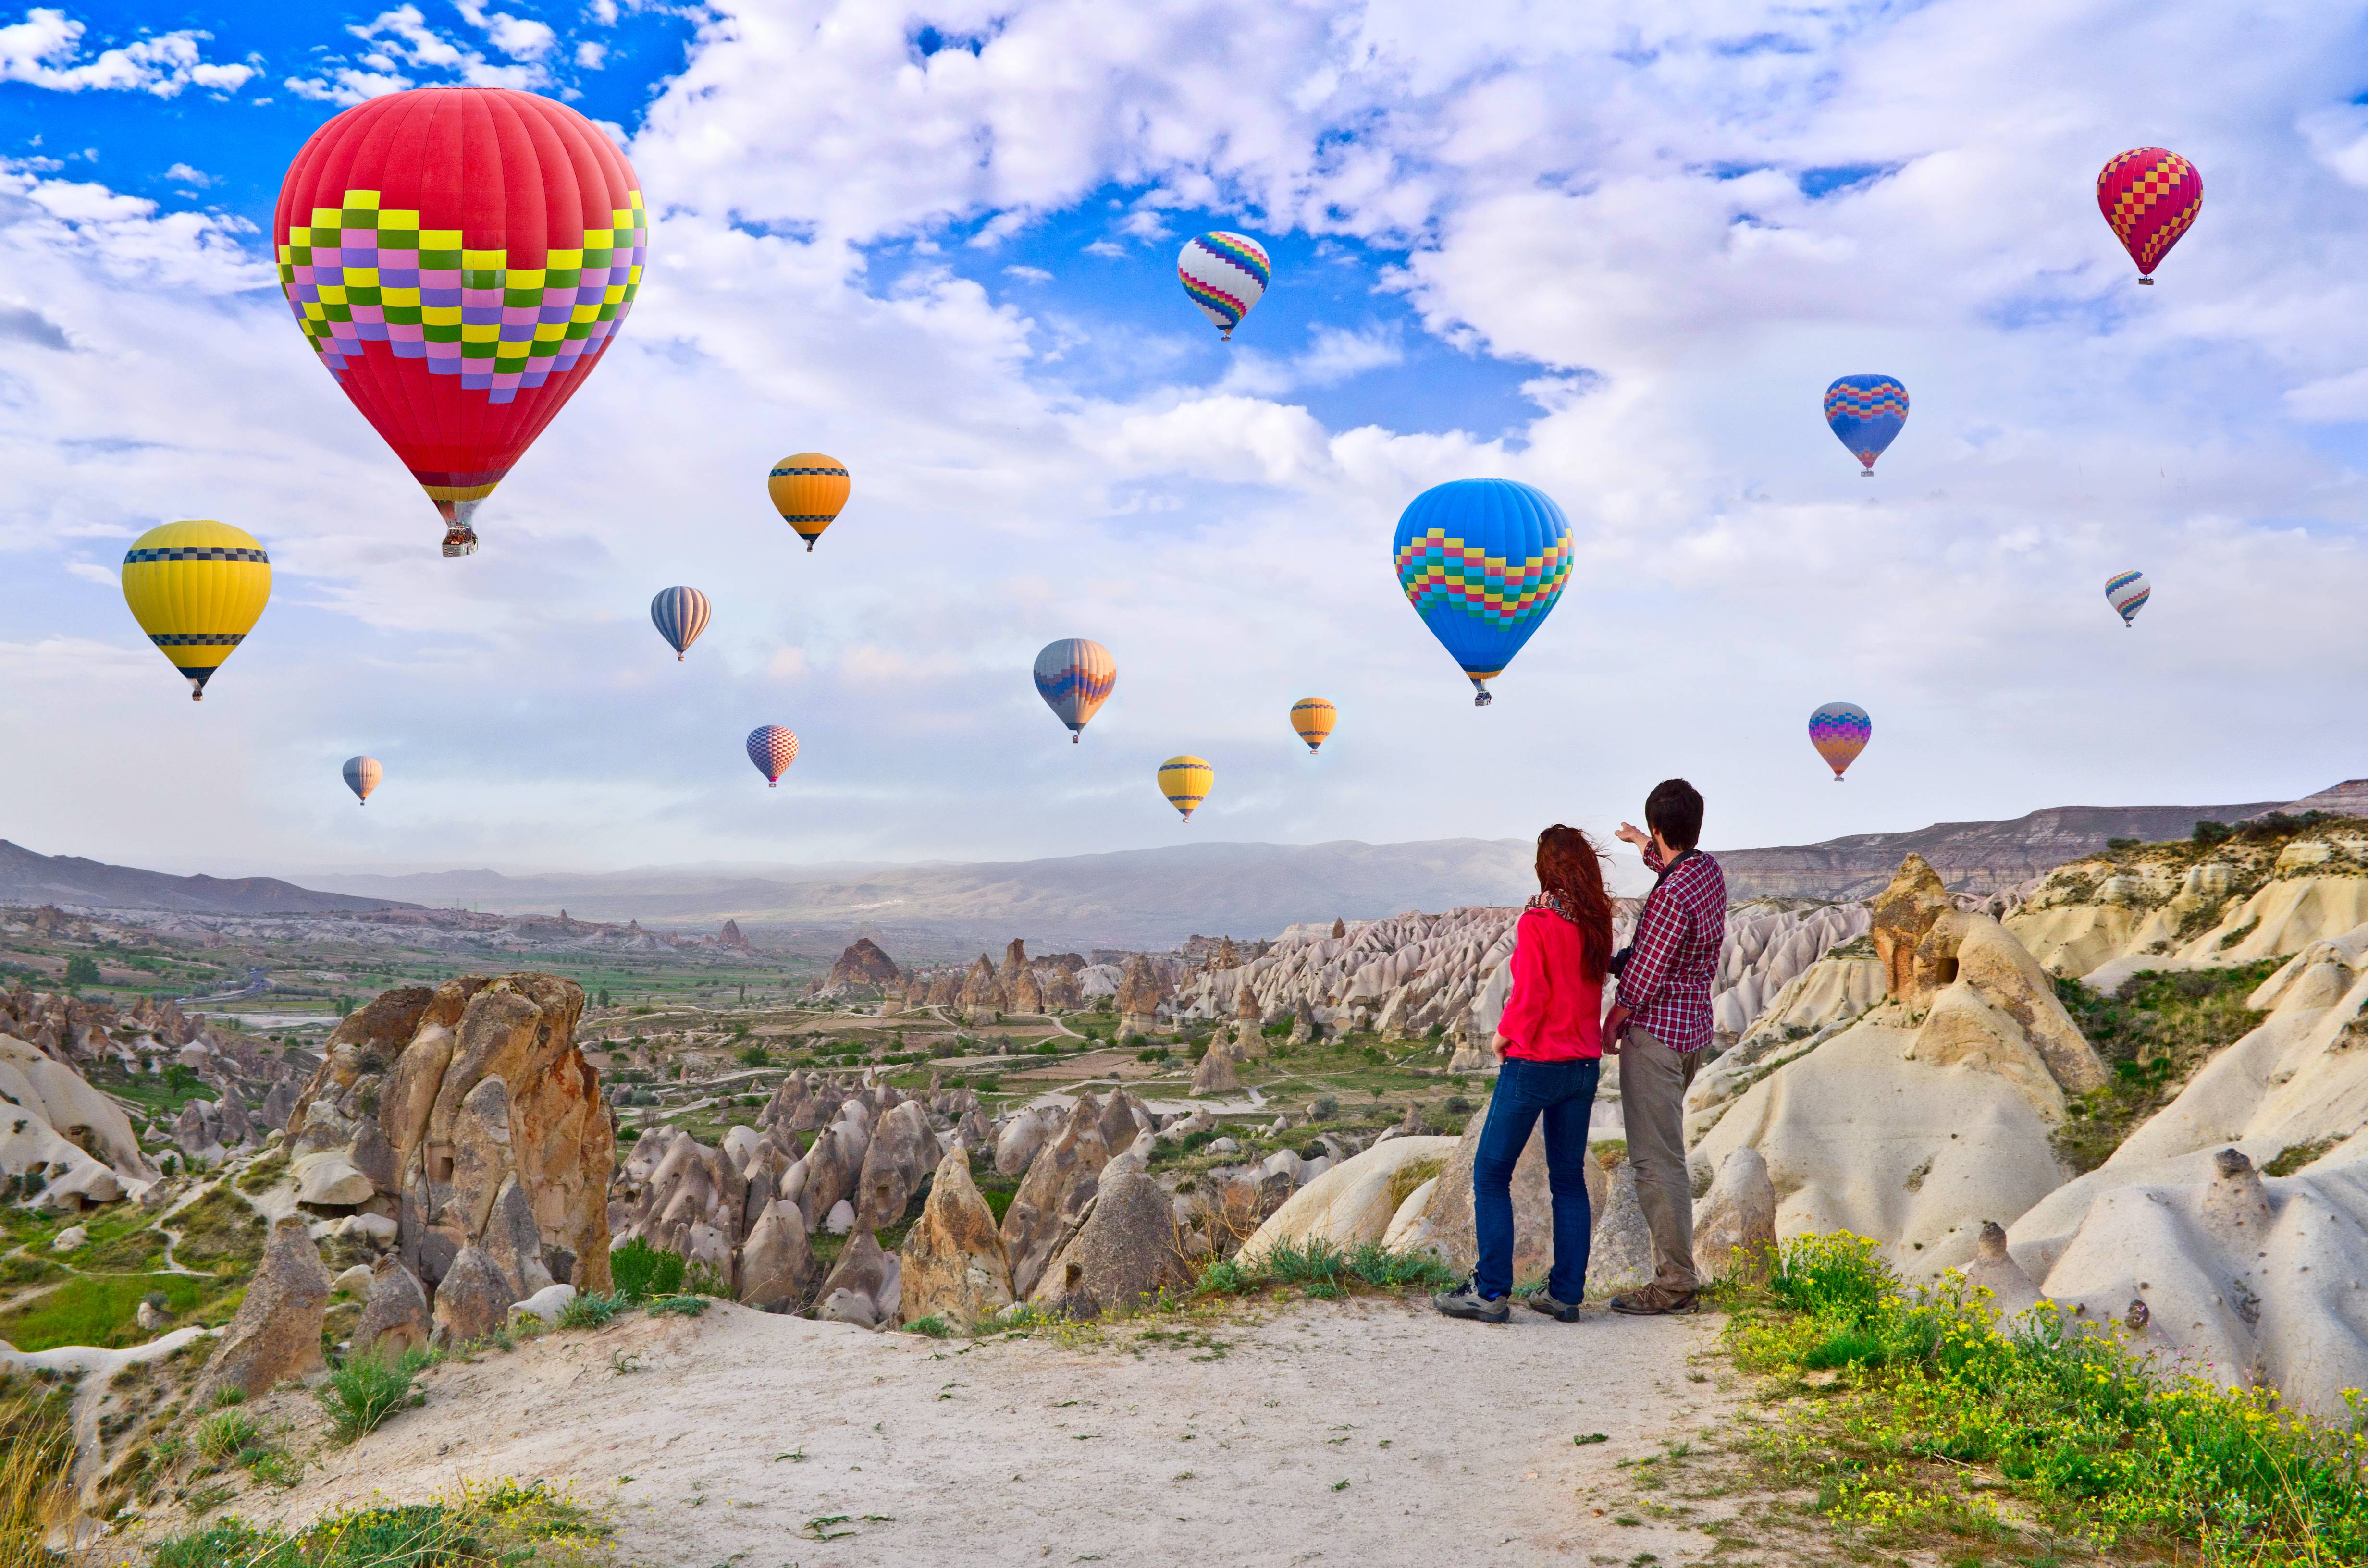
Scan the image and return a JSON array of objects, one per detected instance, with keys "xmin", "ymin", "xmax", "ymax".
[
  {"xmin": 608, "ymin": 1237, "xmax": 685, "ymax": 1301},
  {"xmin": 145, "ymin": 1479, "xmax": 606, "ymax": 1567},
  {"xmin": 318, "ymin": 1347, "xmax": 434, "ymax": 1443},
  {"xmin": 555, "ymin": 1290, "xmax": 628, "ymax": 1330},
  {"xmin": 1729, "ymin": 1233, "xmax": 2368, "ymax": 1564},
  {"xmin": 192, "ymin": 1409, "xmax": 257, "ymax": 1464},
  {"xmin": 648, "ymin": 1294, "xmax": 706, "ymax": 1318}
]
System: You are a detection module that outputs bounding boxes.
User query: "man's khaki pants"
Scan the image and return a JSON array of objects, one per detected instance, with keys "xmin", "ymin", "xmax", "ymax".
[{"xmin": 1617, "ymin": 1025, "xmax": 1700, "ymax": 1291}]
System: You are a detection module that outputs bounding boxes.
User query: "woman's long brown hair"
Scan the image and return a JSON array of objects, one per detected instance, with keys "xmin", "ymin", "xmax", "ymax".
[{"xmin": 1535, "ymin": 824, "xmax": 1615, "ymax": 982}]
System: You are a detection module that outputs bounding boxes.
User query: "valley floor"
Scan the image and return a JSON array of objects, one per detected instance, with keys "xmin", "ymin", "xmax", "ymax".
[{"xmin": 209, "ymin": 1300, "xmax": 1768, "ymax": 1568}]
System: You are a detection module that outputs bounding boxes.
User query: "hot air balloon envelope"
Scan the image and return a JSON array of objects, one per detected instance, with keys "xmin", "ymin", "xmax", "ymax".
[
  {"xmin": 767, "ymin": 453, "xmax": 850, "ymax": 551},
  {"xmin": 2106, "ymin": 570, "xmax": 2150, "ymax": 627},
  {"xmin": 1290, "ymin": 698, "xmax": 1336, "ymax": 754},
  {"xmin": 747, "ymin": 725, "xmax": 799, "ymax": 787},
  {"xmin": 1034, "ymin": 639, "xmax": 1116, "ymax": 742},
  {"xmin": 121, "ymin": 521, "xmax": 271, "ymax": 702},
  {"xmin": 1809, "ymin": 702, "xmax": 1871, "ymax": 781},
  {"xmin": 1159, "ymin": 756, "xmax": 1213, "ymax": 821},
  {"xmin": 1824, "ymin": 376, "xmax": 1909, "ymax": 476},
  {"xmin": 1391, "ymin": 478, "xmax": 1571, "ymax": 706},
  {"xmin": 274, "ymin": 88, "xmax": 647, "ymax": 556},
  {"xmin": 1178, "ymin": 232, "xmax": 1269, "ymax": 339},
  {"xmin": 651, "ymin": 587, "xmax": 712, "ymax": 660},
  {"xmin": 2097, "ymin": 148, "xmax": 2201, "ymax": 282},
  {"xmin": 343, "ymin": 756, "xmax": 382, "ymax": 804}
]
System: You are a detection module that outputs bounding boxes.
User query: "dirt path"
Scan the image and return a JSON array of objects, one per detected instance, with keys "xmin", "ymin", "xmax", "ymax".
[{"xmin": 237, "ymin": 1297, "xmax": 1767, "ymax": 1568}]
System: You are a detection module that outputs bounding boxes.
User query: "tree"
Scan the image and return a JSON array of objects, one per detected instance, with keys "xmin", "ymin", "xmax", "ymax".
[{"xmin": 61, "ymin": 954, "xmax": 99, "ymax": 990}]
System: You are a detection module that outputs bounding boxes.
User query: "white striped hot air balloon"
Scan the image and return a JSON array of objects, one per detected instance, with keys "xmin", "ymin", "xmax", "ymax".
[
  {"xmin": 2106, "ymin": 570, "xmax": 2150, "ymax": 628},
  {"xmin": 1033, "ymin": 639, "xmax": 1116, "ymax": 743},
  {"xmin": 342, "ymin": 756, "xmax": 382, "ymax": 804},
  {"xmin": 1177, "ymin": 232, "xmax": 1270, "ymax": 340},
  {"xmin": 650, "ymin": 586, "xmax": 711, "ymax": 660}
]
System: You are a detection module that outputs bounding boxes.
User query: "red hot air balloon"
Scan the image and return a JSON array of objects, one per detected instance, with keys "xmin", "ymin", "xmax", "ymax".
[
  {"xmin": 2097, "ymin": 148, "xmax": 2201, "ymax": 285},
  {"xmin": 274, "ymin": 88, "xmax": 648, "ymax": 556}
]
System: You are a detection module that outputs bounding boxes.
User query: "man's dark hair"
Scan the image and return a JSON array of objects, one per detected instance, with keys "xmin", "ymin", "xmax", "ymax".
[{"xmin": 1645, "ymin": 778, "xmax": 1704, "ymax": 851}]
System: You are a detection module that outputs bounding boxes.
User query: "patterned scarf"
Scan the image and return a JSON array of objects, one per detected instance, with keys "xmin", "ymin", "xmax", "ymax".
[{"xmin": 1526, "ymin": 890, "xmax": 1583, "ymax": 927}]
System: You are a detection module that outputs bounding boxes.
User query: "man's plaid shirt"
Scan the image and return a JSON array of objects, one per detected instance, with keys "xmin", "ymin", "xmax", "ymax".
[{"xmin": 1615, "ymin": 845, "xmax": 1727, "ymax": 1053}]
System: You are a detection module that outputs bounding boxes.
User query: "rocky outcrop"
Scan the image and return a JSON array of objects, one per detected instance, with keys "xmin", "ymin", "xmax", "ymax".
[
  {"xmin": 811, "ymin": 937, "xmax": 898, "ymax": 998},
  {"xmin": 899, "ymin": 1148, "xmax": 1014, "ymax": 1324},
  {"xmin": 1691, "ymin": 880, "xmax": 2109, "ymax": 1277},
  {"xmin": 0, "ymin": 1034, "xmax": 156, "ymax": 1206},
  {"xmin": 1190, "ymin": 1037, "xmax": 1241, "ymax": 1096},
  {"xmin": 194, "ymin": 1216, "xmax": 330, "ymax": 1402},
  {"xmin": 1030, "ymin": 1171, "xmax": 1187, "ymax": 1318},
  {"xmin": 431, "ymin": 1243, "xmax": 516, "ymax": 1347},
  {"xmin": 1585, "ymin": 1160, "xmax": 1655, "ymax": 1295},
  {"xmin": 737, "ymin": 1198, "xmax": 818, "ymax": 1312},
  {"xmin": 281, "ymin": 974, "xmax": 613, "ymax": 1331},
  {"xmin": 1239, "ymin": 1137, "xmax": 1456, "ymax": 1262},
  {"xmin": 815, "ymin": 1227, "xmax": 900, "ymax": 1327},
  {"xmin": 1692, "ymin": 1148, "xmax": 1776, "ymax": 1284},
  {"xmin": 854, "ymin": 1101, "xmax": 936, "ymax": 1230},
  {"xmin": 1116, "ymin": 955, "xmax": 1166, "ymax": 1032},
  {"xmin": 1385, "ymin": 1102, "xmax": 1608, "ymax": 1286},
  {"xmin": 1001, "ymin": 1093, "xmax": 1124, "ymax": 1296},
  {"xmin": 353, "ymin": 1257, "xmax": 432, "ymax": 1358}
]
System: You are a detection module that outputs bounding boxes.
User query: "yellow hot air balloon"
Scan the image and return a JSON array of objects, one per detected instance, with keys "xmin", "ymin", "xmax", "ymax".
[
  {"xmin": 1159, "ymin": 755, "xmax": 1213, "ymax": 822},
  {"xmin": 120, "ymin": 521, "xmax": 271, "ymax": 701},
  {"xmin": 766, "ymin": 452, "xmax": 850, "ymax": 552},
  {"xmin": 1289, "ymin": 697, "xmax": 1336, "ymax": 755}
]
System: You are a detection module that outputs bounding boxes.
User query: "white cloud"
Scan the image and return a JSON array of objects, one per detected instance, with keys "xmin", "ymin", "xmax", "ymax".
[
  {"xmin": 162, "ymin": 161, "xmax": 210, "ymax": 186},
  {"xmin": 0, "ymin": 8, "xmax": 255, "ymax": 96},
  {"xmin": 456, "ymin": 1, "xmax": 557, "ymax": 63},
  {"xmin": 1003, "ymin": 263, "xmax": 1052, "ymax": 282},
  {"xmin": 575, "ymin": 39, "xmax": 607, "ymax": 69}
]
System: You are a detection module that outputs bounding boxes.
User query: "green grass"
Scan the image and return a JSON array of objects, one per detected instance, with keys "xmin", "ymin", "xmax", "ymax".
[
  {"xmin": 1200, "ymin": 1238, "xmax": 1456, "ymax": 1299},
  {"xmin": 2051, "ymin": 961, "xmax": 2284, "ymax": 1172},
  {"xmin": 319, "ymin": 1347, "xmax": 435, "ymax": 1443},
  {"xmin": 0, "ymin": 1269, "xmax": 243, "ymax": 1352},
  {"xmin": 606, "ymin": 1237, "xmax": 684, "ymax": 1301},
  {"xmin": 555, "ymin": 1291, "xmax": 628, "ymax": 1330},
  {"xmin": 143, "ymin": 1478, "xmax": 610, "ymax": 1567},
  {"xmin": 1727, "ymin": 1233, "xmax": 2368, "ymax": 1565}
]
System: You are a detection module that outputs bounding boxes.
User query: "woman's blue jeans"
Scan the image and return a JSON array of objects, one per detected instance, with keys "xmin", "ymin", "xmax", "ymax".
[{"xmin": 1470, "ymin": 1054, "xmax": 1601, "ymax": 1302}]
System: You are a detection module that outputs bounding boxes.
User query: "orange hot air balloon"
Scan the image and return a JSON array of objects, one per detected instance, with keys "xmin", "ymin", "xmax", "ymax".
[
  {"xmin": 1290, "ymin": 698, "xmax": 1336, "ymax": 754},
  {"xmin": 767, "ymin": 453, "xmax": 850, "ymax": 551}
]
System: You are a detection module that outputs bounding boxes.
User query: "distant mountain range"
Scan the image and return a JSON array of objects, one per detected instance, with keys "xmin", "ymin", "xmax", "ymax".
[
  {"xmin": 1714, "ymin": 799, "xmax": 2284, "ymax": 900},
  {"xmin": 0, "ymin": 840, "xmax": 415, "ymax": 915},
  {"xmin": 8, "ymin": 781, "xmax": 2355, "ymax": 944}
]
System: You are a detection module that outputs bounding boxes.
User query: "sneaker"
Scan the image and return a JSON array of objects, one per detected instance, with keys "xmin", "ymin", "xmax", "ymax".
[
  {"xmin": 1432, "ymin": 1275, "xmax": 1510, "ymax": 1323},
  {"xmin": 1527, "ymin": 1289, "xmax": 1582, "ymax": 1322},
  {"xmin": 1609, "ymin": 1283, "xmax": 1700, "ymax": 1316}
]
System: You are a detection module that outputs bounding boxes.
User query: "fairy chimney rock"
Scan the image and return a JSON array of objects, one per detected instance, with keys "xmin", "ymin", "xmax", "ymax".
[{"xmin": 1870, "ymin": 855, "xmax": 1953, "ymax": 1000}]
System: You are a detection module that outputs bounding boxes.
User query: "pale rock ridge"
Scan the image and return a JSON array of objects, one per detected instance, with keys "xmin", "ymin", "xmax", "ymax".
[{"xmin": 0, "ymin": 1034, "xmax": 155, "ymax": 1206}]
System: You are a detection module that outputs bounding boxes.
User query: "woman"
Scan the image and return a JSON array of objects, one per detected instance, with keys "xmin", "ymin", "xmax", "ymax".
[{"xmin": 1433, "ymin": 824, "xmax": 1616, "ymax": 1323}]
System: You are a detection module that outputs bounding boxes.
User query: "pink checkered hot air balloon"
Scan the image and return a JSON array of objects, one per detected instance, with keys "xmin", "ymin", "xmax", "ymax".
[
  {"xmin": 1808, "ymin": 702, "xmax": 1870, "ymax": 781},
  {"xmin": 746, "ymin": 725, "xmax": 799, "ymax": 787}
]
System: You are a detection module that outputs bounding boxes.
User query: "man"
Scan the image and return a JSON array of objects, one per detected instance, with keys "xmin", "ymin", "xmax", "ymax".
[{"xmin": 1605, "ymin": 778, "xmax": 1726, "ymax": 1315}]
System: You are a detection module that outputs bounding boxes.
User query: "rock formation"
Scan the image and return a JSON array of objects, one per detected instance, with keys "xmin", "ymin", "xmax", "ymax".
[
  {"xmin": 1029, "ymin": 1170, "xmax": 1188, "ymax": 1318},
  {"xmin": 810, "ymin": 937, "xmax": 898, "ymax": 999},
  {"xmin": 1116, "ymin": 956, "xmax": 1166, "ymax": 1034},
  {"xmin": 1190, "ymin": 1037, "xmax": 1241, "ymax": 1096},
  {"xmin": 0, "ymin": 1034, "xmax": 156, "ymax": 1206},
  {"xmin": 815, "ymin": 1227, "xmax": 900, "ymax": 1327},
  {"xmin": 1692, "ymin": 1148, "xmax": 1776, "ymax": 1283},
  {"xmin": 1385, "ymin": 1103, "xmax": 1608, "ymax": 1286},
  {"xmin": 353, "ymin": 1256, "xmax": 433, "ymax": 1358},
  {"xmin": 194, "ymin": 1216, "xmax": 330, "ymax": 1402},
  {"xmin": 1239, "ymin": 1137, "xmax": 1456, "ymax": 1263},
  {"xmin": 1001, "ymin": 1091, "xmax": 1144, "ymax": 1296},
  {"xmin": 280, "ymin": 974, "xmax": 614, "ymax": 1331},
  {"xmin": 899, "ymin": 1148, "xmax": 1014, "ymax": 1324}
]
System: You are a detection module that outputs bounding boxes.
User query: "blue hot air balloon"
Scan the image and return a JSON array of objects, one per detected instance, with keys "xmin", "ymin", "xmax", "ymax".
[
  {"xmin": 1824, "ymin": 375, "xmax": 1909, "ymax": 476},
  {"xmin": 650, "ymin": 586, "xmax": 711, "ymax": 661},
  {"xmin": 1390, "ymin": 479, "xmax": 1572, "ymax": 706}
]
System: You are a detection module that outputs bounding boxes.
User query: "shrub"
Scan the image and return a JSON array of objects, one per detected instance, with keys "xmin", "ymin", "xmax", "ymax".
[
  {"xmin": 736, "ymin": 1045, "xmax": 769, "ymax": 1067},
  {"xmin": 1310, "ymin": 1095, "xmax": 1339, "ymax": 1120},
  {"xmin": 61, "ymin": 954, "xmax": 100, "ymax": 989},
  {"xmin": 146, "ymin": 1480, "xmax": 607, "ymax": 1568},
  {"xmin": 319, "ymin": 1347, "xmax": 434, "ymax": 1443},
  {"xmin": 1729, "ymin": 1233, "xmax": 2368, "ymax": 1564},
  {"xmin": 904, "ymin": 1315, "xmax": 952, "ymax": 1338},
  {"xmin": 193, "ymin": 1409, "xmax": 259, "ymax": 1464},
  {"xmin": 648, "ymin": 1295, "xmax": 706, "ymax": 1318},
  {"xmin": 2192, "ymin": 819, "xmax": 2236, "ymax": 845},
  {"xmin": 609, "ymin": 1237, "xmax": 685, "ymax": 1302},
  {"xmin": 555, "ymin": 1290, "xmax": 627, "ymax": 1330},
  {"xmin": 1443, "ymin": 1094, "xmax": 1473, "ymax": 1117},
  {"xmin": 0, "ymin": 1386, "xmax": 70, "ymax": 1568},
  {"xmin": 1138, "ymin": 1046, "xmax": 1170, "ymax": 1063}
]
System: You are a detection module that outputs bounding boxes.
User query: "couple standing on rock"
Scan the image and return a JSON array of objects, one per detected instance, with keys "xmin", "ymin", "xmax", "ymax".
[{"xmin": 1434, "ymin": 778, "xmax": 1727, "ymax": 1323}]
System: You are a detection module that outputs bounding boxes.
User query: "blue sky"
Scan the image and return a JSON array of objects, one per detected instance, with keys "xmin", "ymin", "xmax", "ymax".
[{"xmin": 6, "ymin": 0, "xmax": 2368, "ymax": 886}]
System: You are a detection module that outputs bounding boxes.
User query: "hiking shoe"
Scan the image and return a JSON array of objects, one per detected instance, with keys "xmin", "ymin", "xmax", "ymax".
[
  {"xmin": 1527, "ymin": 1289, "xmax": 1582, "ymax": 1322},
  {"xmin": 1609, "ymin": 1283, "xmax": 1700, "ymax": 1316},
  {"xmin": 1432, "ymin": 1276, "xmax": 1510, "ymax": 1323}
]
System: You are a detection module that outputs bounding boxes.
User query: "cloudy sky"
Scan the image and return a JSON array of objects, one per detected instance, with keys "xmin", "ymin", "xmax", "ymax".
[{"xmin": 4, "ymin": 0, "xmax": 2367, "ymax": 883}]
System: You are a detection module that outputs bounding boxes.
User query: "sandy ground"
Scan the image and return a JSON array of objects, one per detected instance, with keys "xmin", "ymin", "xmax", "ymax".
[{"xmin": 220, "ymin": 1297, "xmax": 1761, "ymax": 1568}]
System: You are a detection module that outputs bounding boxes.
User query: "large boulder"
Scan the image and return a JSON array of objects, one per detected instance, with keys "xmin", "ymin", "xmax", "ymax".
[
  {"xmin": 814, "ymin": 1228, "xmax": 900, "ymax": 1328},
  {"xmin": 0, "ymin": 1035, "xmax": 152, "ymax": 1206},
  {"xmin": 194, "ymin": 1215, "xmax": 330, "ymax": 1403},
  {"xmin": 1692, "ymin": 1147, "xmax": 1776, "ymax": 1284},
  {"xmin": 1030, "ymin": 1172, "xmax": 1188, "ymax": 1319},
  {"xmin": 737, "ymin": 1198, "xmax": 818, "ymax": 1312},
  {"xmin": 994, "ymin": 1105, "xmax": 1057, "ymax": 1176},
  {"xmin": 1585, "ymin": 1160, "xmax": 1655, "ymax": 1295},
  {"xmin": 352, "ymin": 1256, "xmax": 432, "ymax": 1359},
  {"xmin": 854, "ymin": 1101, "xmax": 935, "ymax": 1230},
  {"xmin": 430, "ymin": 1243, "xmax": 516, "ymax": 1348},
  {"xmin": 899, "ymin": 1149, "xmax": 1014, "ymax": 1324},
  {"xmin": 1000, "ymin": 1094, "xmax": 1113, "ymax": 1296},
  {"xmin": 1238, "ymin": 1137, "xmax": 1456, "ymax": 1263},
  {"xmin": 1191, "ymin": 1038, "xmax": 1241, "ymax": 1096},
  {"xmin": 1870, "ymin": 855, "xmax": 1954, "ymax": 1001}
]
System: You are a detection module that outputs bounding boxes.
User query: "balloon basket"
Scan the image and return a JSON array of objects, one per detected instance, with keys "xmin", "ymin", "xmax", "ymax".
[
  {"xmin": 1861, "ymin": 469, "xmax": 1874, "ymax": 478},
  {"xmin": 441, "ymin": 527, "xmax": 480, "ymax": 557},
  {"xmin": 1473, "ymin": 692, "xmax": 1492, "ymax": 708},
  {"xmin": 2138, "ymin": 277, "xmax": 2154, "ymax": 285}
]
